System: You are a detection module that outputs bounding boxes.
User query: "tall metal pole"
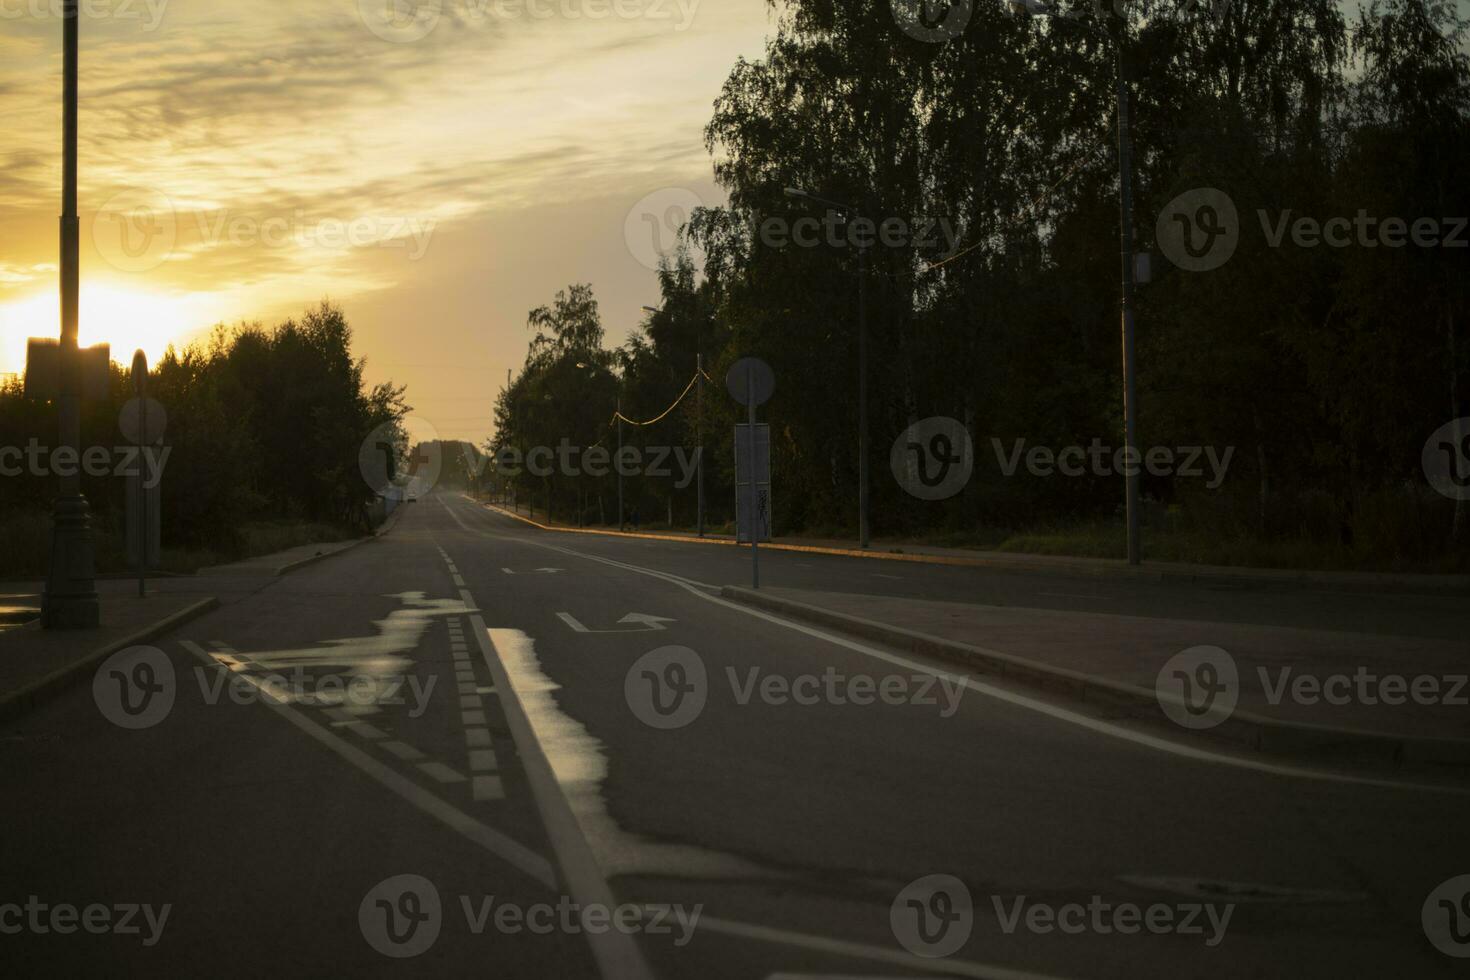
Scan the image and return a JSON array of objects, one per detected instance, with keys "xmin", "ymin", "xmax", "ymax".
[
  {"xmin": 43, "ymin": 0, "xmax": 98, "ymax": 629},
  {"xmin": 696, "ymin": 353, "xmax": 705, "ymax": 537},
  {"xmin": 616, "ymin": 395, "xmax": 624, "ymax": 531},
  {"xmin": 857, "ymin": 241, "xmax": 870, "ymax": 550},
  {"xmin": 747, "ymin": 371, "xmax": 759, "ymax": 589},
  {"xmin": 1117, "ymin": 38, "xmax": 1141, "ymax": 566}
]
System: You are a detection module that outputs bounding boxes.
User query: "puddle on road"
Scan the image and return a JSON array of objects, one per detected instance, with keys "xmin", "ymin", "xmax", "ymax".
[{"xmin": 491, "ymin": 627, "xmax": 775, "ymax": 882}]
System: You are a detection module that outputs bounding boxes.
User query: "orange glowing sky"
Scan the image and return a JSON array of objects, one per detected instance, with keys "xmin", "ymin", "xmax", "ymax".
[{"xmin": 0, "ymin": 1, "xmax": 772, "ymax": 441}]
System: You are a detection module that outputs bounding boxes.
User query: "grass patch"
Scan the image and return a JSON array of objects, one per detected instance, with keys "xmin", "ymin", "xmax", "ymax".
[{"xmin": 0, "ymin": 509, "xmax": 359, "ymax": 580}]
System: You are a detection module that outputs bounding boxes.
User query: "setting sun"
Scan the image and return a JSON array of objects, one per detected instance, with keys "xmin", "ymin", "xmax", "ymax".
[{"xmin": 0, "ymin": 283, "xmax": 207, "ymax": 378}]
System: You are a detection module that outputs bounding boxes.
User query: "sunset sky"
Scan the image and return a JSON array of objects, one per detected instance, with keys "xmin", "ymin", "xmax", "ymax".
[{"xmin": 0, "ymin": 0, "xmax": 773, "ymax": 441}]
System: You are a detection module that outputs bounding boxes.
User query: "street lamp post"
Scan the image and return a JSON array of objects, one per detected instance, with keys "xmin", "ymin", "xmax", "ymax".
[
  {"xmin": 43, "ymin": 0, "xmax": 99, "ymax": 629},
  {"xmin": 1009, "ymin": 1, "xmax": 1141, "ymax": 564},
  {"xmin": 784, "ymin": 187, "xmax": 870, "ymax": 550}
]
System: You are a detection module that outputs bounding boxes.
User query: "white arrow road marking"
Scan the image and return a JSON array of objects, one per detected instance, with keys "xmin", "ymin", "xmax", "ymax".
[
  {"xmin": 556, "ymin": 611, "xmax": 677, "ymax": 633},
  {"xmin": 618, "ymin": 613, "xmax": 674, "ymax": 630},
  {"xmin": 557, "ymin": 612, "xmax": 591, "ymax": 633}
]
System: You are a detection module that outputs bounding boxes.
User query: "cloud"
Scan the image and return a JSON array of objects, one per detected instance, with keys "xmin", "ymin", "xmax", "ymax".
[{"xmin": 0, "ymin": 0, "xmax": 773, "ymax": 436}]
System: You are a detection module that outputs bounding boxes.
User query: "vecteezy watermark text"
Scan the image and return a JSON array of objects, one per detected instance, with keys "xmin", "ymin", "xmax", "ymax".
[
  {"xmin": 93, "ymin": 188, "xmax": 437, "ymax": 274},
  {"xmin": 990, "ymin": 894, "xmax": 1233, "ymax": 947},
  {"xmin": 990, "ymin": 438, "xmax": 1234, "ymax": 488},
  {"xmin": 0, "ymin": 441, "xmax": 169, "ymax": 489},
  {"xmin": 623, "ymin": 647, "xmax": 969, "ymax": 729},
  {"xmin": 1158, "ymin": 187, "xmax": 1466, "ymax": 272},
  {"xmin": 0, "ymin": 897, "xmax": 170, "ymax": 946},
  {"xmin": 489, "ymin": 443, "xmax": 701, "ymax": 487},
  {"xmin": 1156, "ymin": 645, "xmax": 1467, "ymax": 731},
  {"xmin": 92, "ymin": 645, "xmax": 438, "ymax": 730},
  {"xmin": 0, "ymin": 0, "xmax": 168, "ymax": 29},
  {"xmin": 889, "ymin": 875, "xmax": 1233, "ymax": 960},
  {"xmin": 357, "ymin": 874, "xmax": 701, "ymax": 958}
]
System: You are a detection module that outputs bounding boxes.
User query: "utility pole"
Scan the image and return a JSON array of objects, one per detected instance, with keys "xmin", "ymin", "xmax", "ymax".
[
  {"xmin": 746, "ymin": 370, "xmax": 759, "ymax": 589},
  {"xmin": 1003, "ymin": 4, "xmax": 1142, "ymax": 563},
  {"xmin": 696, "ymin": 353, "xmax": 705, "ymax": 537},
  {"xmin": 43, "ymin": 0, "xmax": 98, "ymax": 629},
  {"xmin": 857, "ymin": 239, "xmax": 869, "ymax": 550},
  {"xmin": 616, "ymin": 395, "xmax": 624, "ymax": 531},
  {"xmin": 1116, "ymin": 35, "xmax": 1141, "ymax": 566}
]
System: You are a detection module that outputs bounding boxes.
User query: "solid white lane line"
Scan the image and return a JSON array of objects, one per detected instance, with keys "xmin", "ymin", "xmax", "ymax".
[
  {"xmin": 476, "ymin": 623, "xmax": 656, "ymax": 980},
  {"xmin": 445, "ymin": 505, "xmax": 1470, "ymax": 797},
  {"xmin": 178, "ymin": 641, "xmax": 555, "ymax": 888}
]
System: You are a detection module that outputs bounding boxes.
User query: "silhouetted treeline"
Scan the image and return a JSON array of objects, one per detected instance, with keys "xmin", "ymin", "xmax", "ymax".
[
  {"xmin": 1, "ymin": 302, "xmax": 406, "ymax": 562},
  {"xmin": 493, "ymin": 0, "xmax": 1469, "ymax": 568}
]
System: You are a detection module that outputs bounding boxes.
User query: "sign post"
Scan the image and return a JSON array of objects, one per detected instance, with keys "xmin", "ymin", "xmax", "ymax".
[
  {"xmin": 122, "ymin": 351, "xmax": 163, "ymax": 596},
  {"xmin": 727, "ymin": 357, "xmax": 774, "ymax": 590},
  {"xmin": 134, "ymin": 351, "xmax": 147, "ymax": 597}
]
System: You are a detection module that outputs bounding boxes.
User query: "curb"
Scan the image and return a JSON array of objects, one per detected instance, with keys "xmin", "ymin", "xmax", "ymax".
[
  {"xmin": 0, "ymin": 596, "xmax": 220, "ymax": 725},
  {"xmin": 475, "ymin": 501, "xmax": 1470, "ymax": 598},
  {"xmin": 720, "ymin": 586, "xmax": 1470, "ymax": 768},
  {"xmin": 274, "ymin": 505, "xmax": 405, "ymax": 576}
]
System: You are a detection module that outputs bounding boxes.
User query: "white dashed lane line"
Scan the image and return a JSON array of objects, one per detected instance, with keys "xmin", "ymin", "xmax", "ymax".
[{"xmin": 443, "ymin": 601, "xmax": 505, "ymax": 801}]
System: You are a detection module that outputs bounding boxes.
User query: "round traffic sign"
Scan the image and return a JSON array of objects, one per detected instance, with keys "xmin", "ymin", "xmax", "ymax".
[
  {"xmin": 118, "ymin": 397, "xmax": 167, "ymax": 445},
  {"xmin": 726, "ymin": 357, "xmax": 775, "ymax": 407}
]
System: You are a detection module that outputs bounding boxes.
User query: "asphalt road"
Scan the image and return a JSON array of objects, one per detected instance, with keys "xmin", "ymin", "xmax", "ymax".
[{"xmin": 2, "ymin": 492, "xmax": 1466, "ymax": 978}]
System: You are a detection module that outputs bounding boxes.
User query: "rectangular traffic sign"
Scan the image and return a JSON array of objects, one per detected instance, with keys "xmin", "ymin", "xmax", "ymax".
[{"xmin": 734, "ymin": 423, "xmax": 772, "ymax": 544}]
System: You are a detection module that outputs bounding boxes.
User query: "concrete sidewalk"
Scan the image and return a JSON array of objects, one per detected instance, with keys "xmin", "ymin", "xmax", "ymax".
[
  {"xmin": 0, "ymin": 511, "xmax": 403, "ymax": 720},
  {"xmin": 0, "ymin": 588, "xmax": 218, "ymax": 722},
  {"xmin": 723, "ymin": 585, "xmax": 1470, "ymax": 764},
  {"xmin": 477, "ymin": 499, "xmax": 1470, "ymax": 597}
]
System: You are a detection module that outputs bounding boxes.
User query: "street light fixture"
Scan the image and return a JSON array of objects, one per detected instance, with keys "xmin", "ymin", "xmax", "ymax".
[
  {"xmin": 1007, "ymin": 0, "xmax": 1142, "ymax": 565},
  {"xmin": 785, "ymin": 186, "xmax": 871, "ymax": 549}
]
